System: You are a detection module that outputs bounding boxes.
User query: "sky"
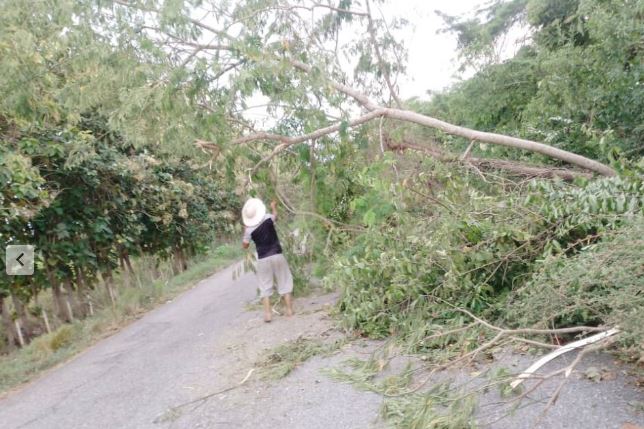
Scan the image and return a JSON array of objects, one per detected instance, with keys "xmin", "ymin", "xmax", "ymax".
[
  {"xmin": 380, "ymin": 0, "xmax": 484, "ymax": 98},
  {"xmin": 244, "ymin": 0, "xmax": 527, "ymax": 123},
  {"xmin": 378, "ymin": 0, "xmax": 527, "ymax": 99}
]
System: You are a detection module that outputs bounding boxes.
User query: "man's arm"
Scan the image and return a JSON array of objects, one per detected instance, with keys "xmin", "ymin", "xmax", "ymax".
[
  {"xmin": 242, "ymin": 226, "xmax": 250, "ymax": 249},
  {"xmin": 271, "ymin": 200, "xmax": 278, "ymax": 222}
]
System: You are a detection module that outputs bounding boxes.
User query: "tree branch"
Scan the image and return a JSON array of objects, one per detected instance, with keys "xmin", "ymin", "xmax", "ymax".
[
  {"xmin": 286, "ymin": 59, "xmax": 615, "ymax": 176},
  {"xmin": 289, "ymin": 59, "xmax": 379, "ymax": 109},
  {"xmin": 387, "ymin": 138, "xmax": 594, "ymax": 181},
  {"xmin": 365, "ymin": 0, "xmax": 403, "ymax": 108},
  {"xmin": 231, "ymin": 109, "xmax": 385, "ymax": 146}
]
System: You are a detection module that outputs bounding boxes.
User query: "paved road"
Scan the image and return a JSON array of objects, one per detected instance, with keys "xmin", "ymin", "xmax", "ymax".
[
  {"xmin": 0, "ymin": 264, "xmax": 383, "ymax": 429},
  {"xmin": 0, "ymin": 264, "xmax": 263, "ymax": 429}
]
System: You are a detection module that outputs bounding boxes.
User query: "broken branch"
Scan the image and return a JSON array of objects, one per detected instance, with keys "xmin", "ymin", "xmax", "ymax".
[
  {"xmin": 510, "ymin": 327, "xmax": 620, "ymax": 389},
  {"xmin": 387, "ymin": 138, "xmax": 594, "ymax": 181},
  {"xmin": 287, "ymin": 59, "xmax": 615, "ymax": 176}
]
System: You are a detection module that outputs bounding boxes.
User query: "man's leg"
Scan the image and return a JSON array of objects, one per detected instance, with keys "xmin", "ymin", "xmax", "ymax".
[
  {"xmin": 256, "ymin": 258, "xmax": 273, "ymax": 322},
  {"xmin": 274, "ymin": 254, "xmax": 294, "ymax": 317},
  {"xmin": 283, "ymin": 293, "xmax": 293, "ymax": 317},
  {"xmin": 262, "ymin": 296, "xmax": 272, "ymax": 322}
]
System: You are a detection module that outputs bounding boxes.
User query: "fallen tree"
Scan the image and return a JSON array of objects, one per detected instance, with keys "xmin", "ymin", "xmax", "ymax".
[
  {"xmin": 385, "ymin": 137, "xmax": 594, "ymax": 181},
  {"xmin": 108, "ymin": 0, "xmax": 616, "ymax": 177},
  {"xmin": 223, "ymin": 58, "xmax": 615, "ymax": 176}
]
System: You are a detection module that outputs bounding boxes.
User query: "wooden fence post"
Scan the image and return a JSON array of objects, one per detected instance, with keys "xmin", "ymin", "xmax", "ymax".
[
  {"xmin": 65, "ymin": 299, "xmax": 74, "ymax": 322},
  {"xmin": 14, "ymin": 319, "xmax": 25, "ymax": 347},
  {"xmin": 42, "ymin": 309, "xmax": 51, "ymax": 334}
]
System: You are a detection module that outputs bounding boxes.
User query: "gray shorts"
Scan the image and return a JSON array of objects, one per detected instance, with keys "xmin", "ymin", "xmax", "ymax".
[{"xmin": 256, "ymin": 253, "xmax": 293, "ymax": 298}]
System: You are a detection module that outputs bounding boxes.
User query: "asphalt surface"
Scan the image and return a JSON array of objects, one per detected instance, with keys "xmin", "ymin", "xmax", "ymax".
[
  {"xmin": 0, "ymin": 263, "xmax": 253, "ymax": 429},
  {"xmin": 0, "ymin": 264, "xmax": 382, "ymax": 429}
]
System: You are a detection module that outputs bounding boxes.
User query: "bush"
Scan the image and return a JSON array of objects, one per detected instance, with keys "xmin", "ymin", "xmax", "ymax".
[
  {"xmin": 327, "ymin": 172, "xmax": 643, "ymax": 352},
  {"xmin": 49, "ymin": 325, "xmax": 76, "ymax": 352},
  {"xmin": 502, "ymin": 217, "xmax": 644, "ymax": 360}
]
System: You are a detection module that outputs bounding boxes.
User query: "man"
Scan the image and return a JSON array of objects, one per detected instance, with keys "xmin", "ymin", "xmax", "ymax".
[{"xmin": 242, "ymin": 198, "xmax": 294, "ymax": 322}]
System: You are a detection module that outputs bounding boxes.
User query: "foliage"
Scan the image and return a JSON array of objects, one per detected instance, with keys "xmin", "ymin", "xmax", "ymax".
[
  {"xmin": 326, "ymin": 160, "xmax": 643, "ymax": 349},
  {"xmin": 324, "ymin": 344, "xmax": 418, "ymax": 395},
  {"xmin": 381, "ymin": 385, "xmax": 477, "ymax": 429},
  {"xmin": 433, "ymin": 0, "xmax": 644, "ymax": 164},
  {"xmin": 1, "ymin": 116, "xmax": 239, "ymax": 339},
  {"xmin": 258, "ymin": 336, "xmax": 345, "ymax": 380},
  {"xmin": 437, "ymin": 0, "xmax": 529, "ymax": 69},
  {"xmin": 325, "ymin": 346, "xmax": 478, "ymax": 428},
  {"xmin": 503, "ymin": 218, "xmax": 644, "ymax": 361}
]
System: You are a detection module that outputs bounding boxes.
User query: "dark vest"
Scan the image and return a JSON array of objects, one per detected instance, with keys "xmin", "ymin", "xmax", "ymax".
[{"xmin": 251, "ymin": 218, "xmax": 283, "ymax": 259}]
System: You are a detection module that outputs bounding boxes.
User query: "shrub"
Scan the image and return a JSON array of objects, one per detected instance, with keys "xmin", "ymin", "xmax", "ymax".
[
  {"xmin": 327, "ymin": 173, "xmax": 643, "ymax": 351},
  {"xmin": 49, "ymin": 325, "xmax": 76, "ymax": 352},
  {"xmin": 502, "ymin": 217, "xmax": 644, "ymax": 360}
]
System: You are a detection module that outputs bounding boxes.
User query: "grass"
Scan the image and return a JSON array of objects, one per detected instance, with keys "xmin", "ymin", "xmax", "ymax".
[
  {"xmin": 257, "ymin": 336, "xmax": 347, "ymax": 380},
  {"xmin": 0, "ymin": 243, "xmax": 242, "ymax": 394}
]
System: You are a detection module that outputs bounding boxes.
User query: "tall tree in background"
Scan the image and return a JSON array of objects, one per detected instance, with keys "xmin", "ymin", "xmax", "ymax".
[{"xmin": 434, "ymin": 0, "xmax": 643, "ymax": 163}]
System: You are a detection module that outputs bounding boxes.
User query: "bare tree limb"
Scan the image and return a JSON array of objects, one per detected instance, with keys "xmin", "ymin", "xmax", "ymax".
[
  {"xmin": 378, "ymin": 108, "xmax": 615, "ymax": 176},
  {"xmin": 231, "ymin": 109, "xmax": 385, "ymax": 146},
  {"xmin": 529, "ymin": 338, "xmax": 616, "ymax": 429},
  {"xmin": 448, "ymin": 304, "xmax": 607, "ymax": 336},
  {"xmin": 365, "ymin": 0, "xmax": 403, "ymax": 108},
  {"xmin": 460, "ymin": 140, "xmax": 476, "ymax": 160},
  {"xmin": 387, "ymin": 138, "xmax": 594, "ymax": 181},
  {"xmin": 287, "ymin": 59, "xmax": 615, "ymax": 176},
  {"xmin": 290, "ymin": 60, "xmax": 379, "ymax": 109}
]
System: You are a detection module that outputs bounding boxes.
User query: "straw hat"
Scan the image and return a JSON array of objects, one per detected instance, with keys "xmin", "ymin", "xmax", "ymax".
[{"xmin": 242, "ymin": 198, "xmax": 266, "ymax": 227}]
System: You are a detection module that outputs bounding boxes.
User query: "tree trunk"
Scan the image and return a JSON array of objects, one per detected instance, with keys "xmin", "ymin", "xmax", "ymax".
[
  {"xmin": 180, "ymin": 248, "xmax": 187, "ymax": 271},
  {"xmin": 171, "ymin": 250, "xmax": 180, "ymax": 276},
  {"xmin": 172, "ymin": 248, "xmax": 186, "ymax": 275},
  {"xmin": 9, "ymin": 288, "xmax": 27, "ymax": 321},
  {"xmin": 63, "ymin": 278, "xmax": 76, "ymax": 321},
  {"xmin": 0, "ymin": 295, "xmax": 17, "ymax": 352},
  {"xmin": 45, "ymin": 264, "xmax": 68, "ymax": 322},
  {"xmin": 103, "ymin": 266, "xmax": 116, "ymax": 306},
  {"xmin": 75, "ymin": 283, "xmax": 88, "ymax": 319},
  {"xmin": 31, "ymin": 281, "xmax": 40, "ymax": 307},
  {"xmin": 51, "ymin": 281, "xmax": 68, "ymax": 322},
  {"xmin": 123, "ymin": 252, "xmax": 135, "ymax": 276},
  {"xmin": 119, "ymin": 250, "xmax": 135, "ymax": 287},
  {"xmin": 9, "ymin": 288, "xmax": 31, "ymax": 343},
  {"xmin": 152, "ymin": 257, "xmax": 161, "ymax": 279}
]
